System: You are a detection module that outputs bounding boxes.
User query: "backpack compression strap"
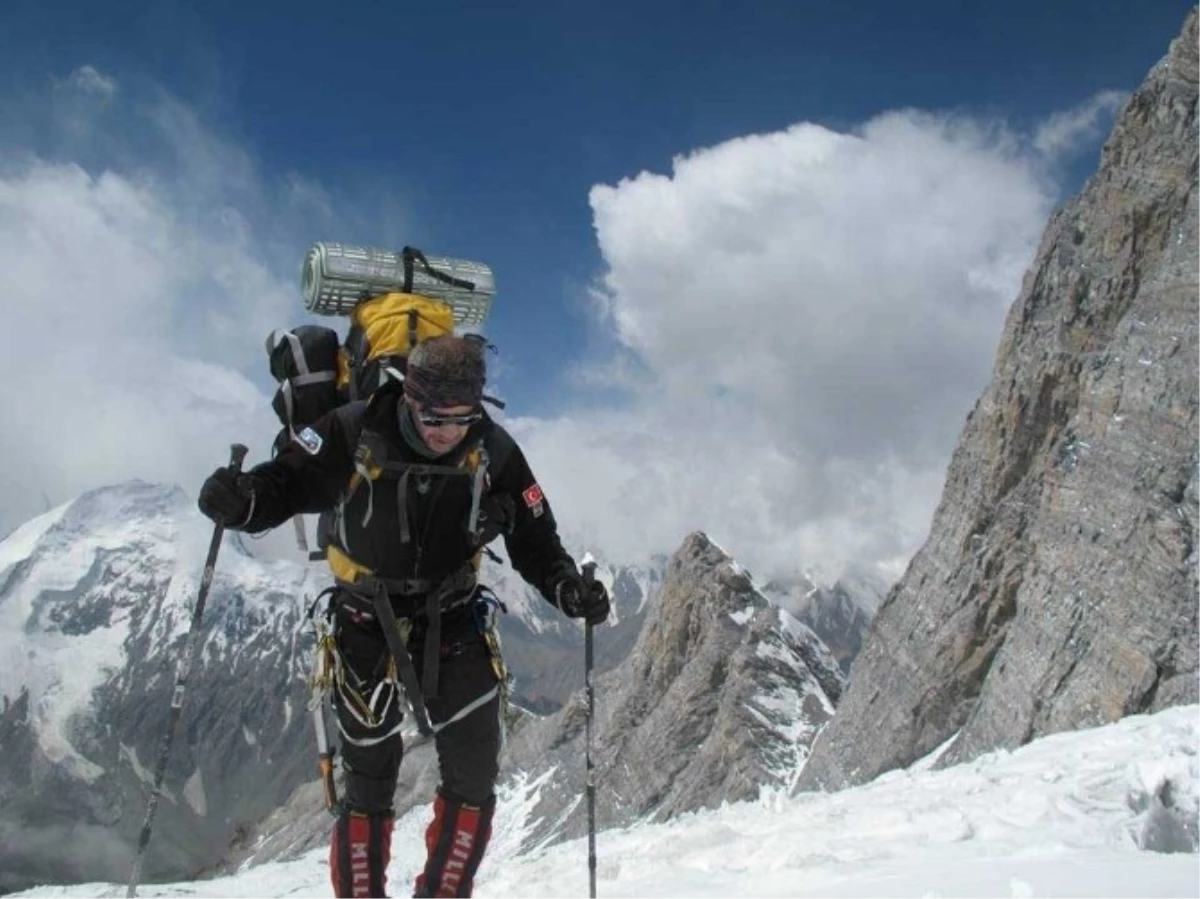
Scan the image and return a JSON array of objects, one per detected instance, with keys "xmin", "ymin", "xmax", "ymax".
[{"xmin": 401, "ymin": 246, "xmax": 477, "ymax": 293}]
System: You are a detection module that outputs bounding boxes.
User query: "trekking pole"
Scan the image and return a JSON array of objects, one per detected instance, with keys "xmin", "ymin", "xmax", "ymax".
[
  {"xmin": 581, "ymin": 562, "xmax": 598, "ymax": 899},
  {"xmin": 126, "ymin": 443, "xmax": 249, "ymax": 898}
]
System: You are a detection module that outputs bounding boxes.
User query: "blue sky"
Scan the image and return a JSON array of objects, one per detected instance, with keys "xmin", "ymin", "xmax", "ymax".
[
  {"xmin": 2, "ymin": 0, "xmax": 1190, "ymax": 406},
  {"xmin": 0, "ymin": 0, "xmax": 1192, "ymax": 578}
]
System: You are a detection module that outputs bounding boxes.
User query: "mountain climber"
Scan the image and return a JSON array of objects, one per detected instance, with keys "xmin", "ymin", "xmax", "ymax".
[{"xmin": 197, "ymin": 335, "xmax": 610, "ymax": 898}]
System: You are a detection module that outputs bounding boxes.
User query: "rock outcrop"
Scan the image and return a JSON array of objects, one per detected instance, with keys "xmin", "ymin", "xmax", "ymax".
[
  {"xmin": 800, "ymin": 10, "xmax": 1198, "ymax": 791},
  {"xmin": 501, "ymin": 532, "xmax": 844, "ymax": 849}
]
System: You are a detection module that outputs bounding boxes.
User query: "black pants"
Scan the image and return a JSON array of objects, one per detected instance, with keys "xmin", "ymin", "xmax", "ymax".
[{"xmin": 333, "ymin": 593, "xmax": 503, "ymax": 813}]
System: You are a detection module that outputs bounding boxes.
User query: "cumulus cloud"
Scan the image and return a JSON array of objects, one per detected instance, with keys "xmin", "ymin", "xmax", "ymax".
[
  {"xmin": 528, "ymin": 110, "xmax": 1076, "ymax": 583},
  {"xmin": 0, "ymin": 67, "xmax": 343, "ymax": 537}
]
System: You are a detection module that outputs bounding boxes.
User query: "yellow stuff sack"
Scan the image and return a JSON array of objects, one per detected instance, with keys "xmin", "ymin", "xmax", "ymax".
[{"xmin": 339, "ymin": 292, "xmax": 455, "ymax": 399}]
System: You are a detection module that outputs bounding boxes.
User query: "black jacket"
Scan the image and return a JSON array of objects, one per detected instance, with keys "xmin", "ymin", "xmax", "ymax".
[{"xmin": 240, "ymin": 385, "xmax": 578, "ymax": 607}]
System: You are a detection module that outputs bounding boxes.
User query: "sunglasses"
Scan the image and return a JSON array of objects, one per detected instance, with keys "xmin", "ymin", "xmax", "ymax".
[{"xmin": 416, "ymin": 409, "xmax": 483, "ymax": 428}]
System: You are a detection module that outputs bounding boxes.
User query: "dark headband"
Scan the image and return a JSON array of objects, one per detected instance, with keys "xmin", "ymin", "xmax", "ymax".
[{"xmin": 403, "ymin": 364, "xmax": 484, "ymax": 408}]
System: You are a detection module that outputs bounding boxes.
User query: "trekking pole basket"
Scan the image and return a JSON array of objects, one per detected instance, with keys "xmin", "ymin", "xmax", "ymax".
[{"xmin": 302, "ymin": 242, "xmax": 495, "ymax": 326}]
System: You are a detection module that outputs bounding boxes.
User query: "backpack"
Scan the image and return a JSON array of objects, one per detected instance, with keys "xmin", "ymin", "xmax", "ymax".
[
  {"xmin": 266, "ymin": 291, "xmax": 501, "ymax": 456},
  {"xmin": 265, "ymin": 325, "xmax": 343, "ymax": 455},
  {"xmin": 339, "ymin": 291, "xmax": 456, "ymax": 400}
]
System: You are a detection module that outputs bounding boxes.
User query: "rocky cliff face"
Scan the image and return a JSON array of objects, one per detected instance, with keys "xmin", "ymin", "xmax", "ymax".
[
  {"xmin": 500, "ymin": 532, "xmax": 844, "ymax": 850},
  {"xmin": 800, "ymin": 10, "xmax": 1198, "ymax": 792}
]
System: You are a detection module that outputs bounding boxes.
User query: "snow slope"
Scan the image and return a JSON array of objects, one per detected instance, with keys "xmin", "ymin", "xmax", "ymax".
[{"xmin": 15, "ymin": 704, "xmax": 1197, "ymax": 898}]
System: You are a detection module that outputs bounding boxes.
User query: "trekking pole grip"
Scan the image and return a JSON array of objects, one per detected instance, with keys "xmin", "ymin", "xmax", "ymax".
[{"xmin": 229, "ymin": 443, "xmax": 249, "ymax": 473}]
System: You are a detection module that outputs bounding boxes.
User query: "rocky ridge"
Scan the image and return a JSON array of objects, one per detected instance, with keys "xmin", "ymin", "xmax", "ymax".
[
  {"xmin": 500, "ymin": 531, "xmax": 845, "ymax": 849},
  {"xmin": 800, "ymin": 10, "xmax": 1199, "ymax": 791}
]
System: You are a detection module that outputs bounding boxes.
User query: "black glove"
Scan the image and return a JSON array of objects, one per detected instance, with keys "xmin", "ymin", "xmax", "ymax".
[
  {"xmin": 473, "ymin": 494, "xmax": 516, "ymax": 546},
  {"xmin": 555, "ymin": 573, "xmax": 610, "ymax": 626},
  {"xmin": 198, "ymin": 467, "xmax": 255, "ymax": 528}
]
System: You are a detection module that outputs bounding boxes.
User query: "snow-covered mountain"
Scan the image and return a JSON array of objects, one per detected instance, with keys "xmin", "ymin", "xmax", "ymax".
[
  {"xmin": 15, "ymin": 702, "xmax": 1197, "ymax": 897},
  {"xmin": 0, "ymin": 481, "xmax": 324, "ymax": 894},
  {"xmin": 760, "ymin": 564, "xmax": 889, "ymax": 676}
]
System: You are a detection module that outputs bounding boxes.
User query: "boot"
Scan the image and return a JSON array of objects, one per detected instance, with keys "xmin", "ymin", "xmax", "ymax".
[
  {"xmin": 330, "ymin": 810, "xmax": 394, "ymax": 897},
  {"xmin": 412, "ymin": 790, "xmax": 495, "ymax": 898}
]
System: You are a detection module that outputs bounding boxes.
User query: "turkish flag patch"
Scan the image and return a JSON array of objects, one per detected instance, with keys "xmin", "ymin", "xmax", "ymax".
[{"xmin": 522, "ymin": 483, "xmax": 545, "ymax": 517}]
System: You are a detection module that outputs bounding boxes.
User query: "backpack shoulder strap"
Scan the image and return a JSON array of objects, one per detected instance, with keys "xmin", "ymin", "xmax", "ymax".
[
  {"xmin": 332, "ymin": 398, "xmax": 370, "ymax": 449},
  {"xmin": 481, "ymin": 418, "xmax": 517, "ymax": 483}
]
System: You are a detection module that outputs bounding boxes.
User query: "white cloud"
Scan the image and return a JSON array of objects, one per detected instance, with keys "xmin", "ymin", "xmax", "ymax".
[
  {"xmin": 58, "ymin": 66, "xmax": 118, "ymax": 100},
  {"xmin": 0, "ymin": 159, "xmax": 281, "ymax": 531},
  {"xmin": 525, "ymin": 109, "xmax": 1067, "ymax": 583},
  {"xmin": 0, "ymin": 67, "xmax": 340, "ymax": 535},
  {"xmin": 1034, "ymin": 90, "xmax": 1128, "ymax": 158}
]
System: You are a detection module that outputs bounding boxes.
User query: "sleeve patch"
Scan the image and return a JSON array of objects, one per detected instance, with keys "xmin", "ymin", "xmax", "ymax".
[
  {"xmin": 522, "ymin": 483, "xmax": 545, "ymax": 518},
  {"xmin": 294, "ymin": 426, "xmax": 324, "ymax": 455}
]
